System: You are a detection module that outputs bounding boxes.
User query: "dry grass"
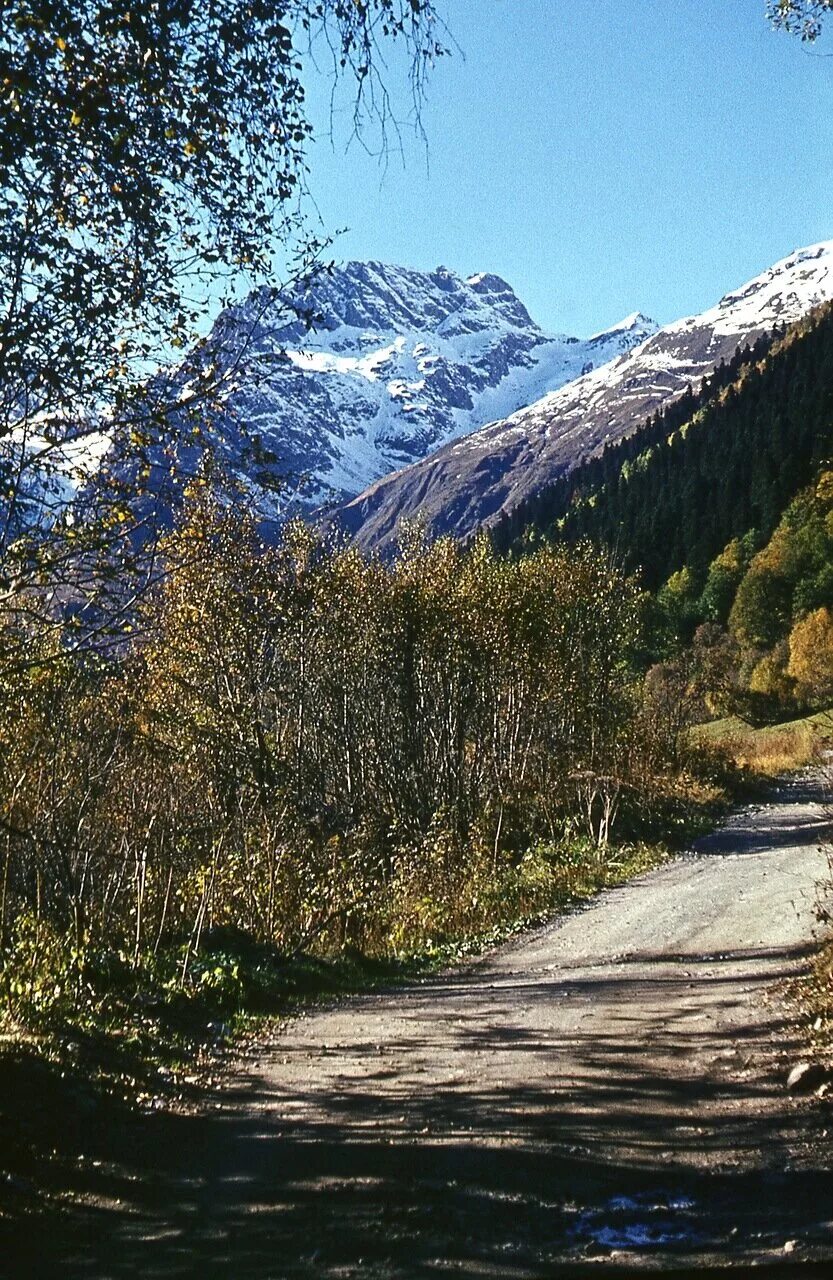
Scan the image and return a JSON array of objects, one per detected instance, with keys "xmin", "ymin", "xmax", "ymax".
[
  {"xmin": 693, "ymin": 708, "xmax": 833, "ymax": 778},
  {"xmin": 813, "ymin": 942, "xmax": 833, "ymax": 1023}
]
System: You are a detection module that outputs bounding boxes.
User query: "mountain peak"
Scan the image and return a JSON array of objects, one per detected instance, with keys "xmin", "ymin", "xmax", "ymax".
[
  {"xmin": 664, "ymin": 240, "xmax": 833, "ymax": 340},
  {"xmin": 613, "ymin": 310, "xmax": 655, "ymax": 331},
  {"xmin": 589, "ymin": 311, "xmax": 657, "ymax": 344},
  {"xmin": 186, "ymin": 257, "xmax": 656, "ymax": 515},
  {"xmin": 259, "ymin": 259, "xmax": 541, "ymax": 339},
  {"xmin": 333, "ymin": 237, "xmax": 833, "ymax": 556}
]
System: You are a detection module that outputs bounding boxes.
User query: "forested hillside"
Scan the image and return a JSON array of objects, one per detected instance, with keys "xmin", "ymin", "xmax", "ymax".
[
  {"xmin": 494, "ymin": 303, "xmax": 833, "ymax": 589},
  {"xmin": 492, "ymin": 303, "xmax": 833, "ymax": 724},
  {"xmin": 657, "ymin": 471, "xmax": 833, "ymax": 722}
]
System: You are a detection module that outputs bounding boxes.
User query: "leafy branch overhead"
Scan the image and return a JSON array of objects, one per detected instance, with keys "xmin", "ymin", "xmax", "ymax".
[
  {"xmin": 768, "ymin": 0, "xmax": 833, "ymax": 40},
  {"xmin": 0, "ymin": 0, "xmax": 445, "ymax": 602}
]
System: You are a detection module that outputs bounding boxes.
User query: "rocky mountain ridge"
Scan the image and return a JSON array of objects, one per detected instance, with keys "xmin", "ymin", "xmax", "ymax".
[
  {"xmin": 332, "ymin": 242, "xmax": 833, "ymax": 554},
  {"xmin": 192, "ymin": 260, "xmax": 656, "ymax": 512}
]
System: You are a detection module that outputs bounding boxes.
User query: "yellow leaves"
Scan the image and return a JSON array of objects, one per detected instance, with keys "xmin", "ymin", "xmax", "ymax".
[
  {"xmin": 70, "ymin": 110, "xmax": 82, "ymax": 126},
  {"xmin": 56, "ymin": 36, "xmax": 67, "ymax": 51},
  {"xmin": 748, "ymin": 649, "xmax": 789, "ymax": 700},
  {"xmin": 711, "ymin": 537, "xmax": 744, "ymax": 576},
  {"xmin": 788, "ymin": 607, "xmax": 833, "ymax": 706}
]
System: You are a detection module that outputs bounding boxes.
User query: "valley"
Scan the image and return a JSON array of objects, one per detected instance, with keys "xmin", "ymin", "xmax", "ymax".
[{"xmin": 4, "ymin": 4, "xmax": 833, "ymax": 1270}]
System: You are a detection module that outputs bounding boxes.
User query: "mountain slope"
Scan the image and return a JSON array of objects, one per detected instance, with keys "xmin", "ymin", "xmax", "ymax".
[
  {"xmin": 498, "ymin": 302, "xmax": 833, "ymax": 582},
  {"xmin": 333, "ymin": 242, "xmax": 833, "ymax": 554},
  {"xmin": 196, "ymin": 261, "xmax": 655, "ymax": 511}
]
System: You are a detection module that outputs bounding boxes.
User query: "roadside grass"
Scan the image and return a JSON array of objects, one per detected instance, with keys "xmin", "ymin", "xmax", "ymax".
[
  {"xmin": 0, "ymin": 822, "xmax": 708, "ymax": 1226},
  {"xmin": 810, "ymin": 940, "xmax": 833, "ymax": 1037},
  {"xmin": 691, "ymin": 707, "xmax": 833, "ymax": 779},
  {"xmin": 0, "ymin": 758, "xmax": 738, "ymax": 1231},
  {"xmin": 692, "ymin": 709, "xmax": 833, "ymax": 1070},
  {"xmin": 800, "ymin": 836, "xmax": 833, "ymax": 1066},
  {"xmin": 788, "ymin": 929, "xmax": 833, "ymax": 1077},
  {"xmin": 1, "ymin": 839, "xmax": 670, "ymax": 1093},
  {"xmin": 695, "ymin": 710, "xmax": 833, "ymax": 1066}
]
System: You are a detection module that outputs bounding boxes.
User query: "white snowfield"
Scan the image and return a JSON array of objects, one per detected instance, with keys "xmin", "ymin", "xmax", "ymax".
[
  {"xmin": 675, "ymin": 241, "xmax": 833, "ymax": 338},
  {"xmin": 459, "ymin": 241, "xmax": 833, "ymax": 454}
]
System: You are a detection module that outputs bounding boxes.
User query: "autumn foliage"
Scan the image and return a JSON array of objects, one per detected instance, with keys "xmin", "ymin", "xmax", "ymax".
[{"xmin": 0, "ymin": 488, "xmax": 671, "ymax": 1022}]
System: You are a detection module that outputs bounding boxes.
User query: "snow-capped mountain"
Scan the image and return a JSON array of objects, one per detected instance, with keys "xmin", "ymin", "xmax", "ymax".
[
  {"xmin": 334, "ymin": 242, "xmax": 833, "ymax": 554},
  {"xmin": 194, "ymin": 261, "xmax": 656, "ymax": 511}
]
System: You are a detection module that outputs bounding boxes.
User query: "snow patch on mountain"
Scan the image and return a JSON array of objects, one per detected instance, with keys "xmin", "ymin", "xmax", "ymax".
[
  {"xmin": 196, "ymin": 260, "xmax": 657, "ymax": 512},
  {"xmin": 669, "ymin": 241, "xmax": 833, "ymax": 339},
  {"xmin": 334, "ymin": 240, "xmax": 833, "ymax": 554}
]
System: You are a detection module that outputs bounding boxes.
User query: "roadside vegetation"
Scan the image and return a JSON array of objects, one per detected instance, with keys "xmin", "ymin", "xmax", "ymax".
[
  {"xmin": 693, "ymin": 709, "xmax": 833, "ymax": 778},
  {"xmin": 801, "ymin": 745, "xmax": 833, "ymax": 1062},
  {"xmin": 0, "ymin": 484, "xmax": 734, "ymax": 1148}
]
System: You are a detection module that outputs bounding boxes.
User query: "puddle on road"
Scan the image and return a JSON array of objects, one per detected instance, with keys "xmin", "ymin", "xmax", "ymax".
[{"xmin": 570, "ymin": 1189, "xmax": 701, "ymax": 1250}]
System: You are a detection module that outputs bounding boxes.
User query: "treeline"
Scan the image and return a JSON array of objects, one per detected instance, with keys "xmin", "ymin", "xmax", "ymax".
[
  {"xmin": 494, "ymin": 304, "xmax": 833, "ymax": 589},
  {"xmin": 0, "ymin": 488, "xmax": 687, "ymax": 1026}
]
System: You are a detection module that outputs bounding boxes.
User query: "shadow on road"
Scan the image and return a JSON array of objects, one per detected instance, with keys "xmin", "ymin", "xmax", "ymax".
[{"xmin": 3, "ymin": 939, "xmax": 830, "ymax": 1278}]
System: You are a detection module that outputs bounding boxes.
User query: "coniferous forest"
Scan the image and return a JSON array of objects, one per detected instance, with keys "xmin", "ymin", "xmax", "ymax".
[
  {"xmin": 494, "ymin": 306, "xmax": 833, "ymax": 589},
  {"xmin": 492, "ymin": 304, "xmax": 833, "ymax": 723}
]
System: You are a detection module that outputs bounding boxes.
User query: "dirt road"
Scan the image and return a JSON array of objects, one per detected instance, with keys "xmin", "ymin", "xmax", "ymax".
[{"xmin": 16, "ymin": 775, "xmax": 833, "ymax": 1277}]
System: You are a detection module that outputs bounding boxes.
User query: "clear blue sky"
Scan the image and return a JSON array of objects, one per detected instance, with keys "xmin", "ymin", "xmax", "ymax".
[{"xmin": 302, "ymin": 0, "xmax": 833, "ymax": 337}]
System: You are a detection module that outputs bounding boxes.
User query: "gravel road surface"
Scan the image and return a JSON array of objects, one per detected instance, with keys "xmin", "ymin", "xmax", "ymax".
[{"xmin": 17, "ymin": 774, "xmax": 833, "ymax": 1277}]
